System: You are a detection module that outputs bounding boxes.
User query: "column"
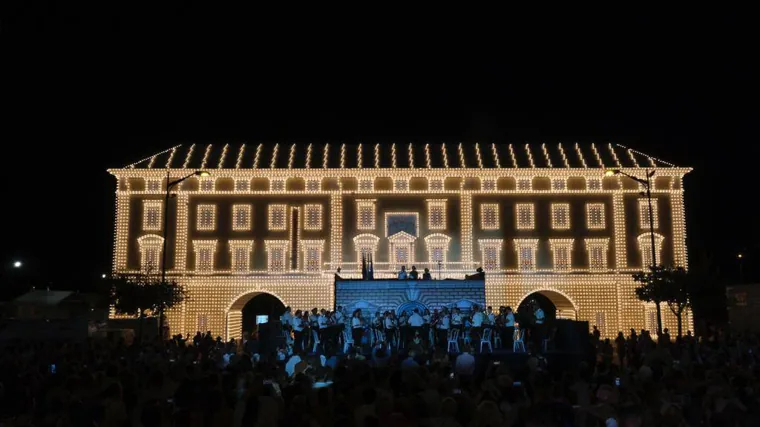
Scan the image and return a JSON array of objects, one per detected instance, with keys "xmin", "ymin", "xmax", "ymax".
[
  {"xmin": 612, "ymin": 192, "xmax": 627, "ymax": 270},
  {"xmin": 461, "ymin": 193, "xmax": 473, "ymax": 266},
  {"xmin": 330, "ymin": 193, "xmax": 343, "ymax": 268},
  {"xmin": 174, "ymin": 193, "xmax": 189, "ymax": 271},
  {"xmin": 114, "ymin": 191, "xmax": 130, "ymax": 271},
  {"xmin": 670, "ymin": 189, "xmax": 688, "ymax": 268}
]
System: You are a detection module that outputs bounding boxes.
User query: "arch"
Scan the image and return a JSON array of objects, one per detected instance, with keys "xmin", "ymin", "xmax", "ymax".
[
  {"xmin": 397, "ymin": 301, "xmax": 427, "ymax": 316},
  {"xmin": 516, "ymin": 288, "xmax": 579, "ymax": 314},
  {"xmin": 226, "ymin": 289, "xmax": 287, "ymax": 312},
  {"xmin": 225, "ymin": 290, "xmax": 288, "ymax": 341}
]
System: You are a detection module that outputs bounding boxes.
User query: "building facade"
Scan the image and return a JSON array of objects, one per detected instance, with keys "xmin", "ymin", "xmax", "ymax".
[{"xmin": 109, "ymin": 142, "xmax": 691, "ymax": 339}]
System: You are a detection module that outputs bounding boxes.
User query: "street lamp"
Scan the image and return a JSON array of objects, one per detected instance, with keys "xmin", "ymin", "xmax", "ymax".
[
  {"xmin": 606, "ymin": 168, "xmax": 661, "ymax": 334},
  {"xmin": 738, "ymin": 253, "xmax": 744, "ymax": 283},
  {"xmin": 13, "ymin": 261, "xmax": 22, "ymax": 268},
  {"xmin": 159, "ymin": 170, "xmax": 209, "ymax": 333}
]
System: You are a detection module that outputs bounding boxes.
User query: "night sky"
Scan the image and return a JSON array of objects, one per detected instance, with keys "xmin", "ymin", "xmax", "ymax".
[{"xmin": 2, "ymin": 8, "xmax": 758, "ymax": 290}]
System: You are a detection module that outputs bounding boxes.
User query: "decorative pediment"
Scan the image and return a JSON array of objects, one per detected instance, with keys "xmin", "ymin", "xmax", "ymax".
[
  {"xmin": 424, "ymin": 233, "xmax": 451, "ymax": 245},
  {"xmin": 388, "ymin": 231, "xmax": 417, "ymax": 243}
]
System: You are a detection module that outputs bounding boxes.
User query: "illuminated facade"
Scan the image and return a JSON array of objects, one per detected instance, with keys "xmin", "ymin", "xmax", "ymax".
[{"xmin": 110, "ymin": 142, "xmax": 691, "ymax": 339}]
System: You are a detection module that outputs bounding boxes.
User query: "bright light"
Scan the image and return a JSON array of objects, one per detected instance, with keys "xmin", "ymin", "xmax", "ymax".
[
  {"xmin": 13, "ymin": 261, "xmax": 22, "ymax": 268},
  {"xmin": 102, "ymin": 274, "xmax": 107, "ymax": 278},
  {"xmin": 196, "ymin": 171, "xmax": 210, "ymax": 177},
  {"xmin": 738, "ymin": 253, "xmax": 744, "ymax": 259},
  {"xmin": 605, "ymin": 169, "xmax": 619, "ymax": 176}
]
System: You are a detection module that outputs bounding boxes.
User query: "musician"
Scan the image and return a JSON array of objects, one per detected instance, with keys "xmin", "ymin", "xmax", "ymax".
[
  {"xmin": 292, "ymin": 310, "xmax": 305, "ymax": 352},
  {"xmin": 422, "ymin": 308, "xmax": 432, "ymax": 345},
  {"xmin": 486, "ymin": 306, "xmax": 495, "ymax": 325},
  {"xmin": 334, "ymin": 306, "xmax": 345, "ymax": 326},
  {"xmin": 534, "ymin": 302, "xmax": 546, "ymax": 352},
  {"xmin": 351, "ymin": 309, "xmax": 364, "ymax": 350},
  {"xmin": 471, "ymin": 304, "xmax": 485, "ymax": 347},
  {"xmin": 504, "ymin": 306, "xmax": 515, "ymax": 350},
  {"xmin": 436, "ymin": 308, "xmax": 450, "ymax": 349},
  {"xmin": 280, "ymin": 307, "xmax": 293, "ymax": 333},
  {"xmin": 384, "ymin": 311, "xmax": 397, "ymax": 348},
  {"xmin": 399, "ymin": 310, "xmax": 410, "ymax": 347},
  {"xmin": 372, "ymin": 311, "xmax": 383, "ymax": 342},
  {"xmin": 451, "ymin": 308, "xmax": 463, "ymax": 336},
  {"xmin": 408, "ymin": 309, "xmax": 424, "ymax": 347}
]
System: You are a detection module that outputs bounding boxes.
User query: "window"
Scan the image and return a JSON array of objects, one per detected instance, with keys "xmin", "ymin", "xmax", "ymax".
[
  {"xmin": 147, "ymin": 180, "xmax": 161, "ymax": 192},
  {"xmin": 637, "ymin": 233, "xmax": 665, "ymax": 268},
  {"xmin": 271, "ymin": 179, "xmax": 285, "ymax": 192},
  {"xmin": 638, "ymin": 199, "xmax": 659, "ymax": 229},
  {"xmin": 514, "ymin": 239, "xmax": 539, "ymax": 271},
  {"xmin": 197, "ymin": 205, "xmax": 216, "ymax": 231},
  {"xmin": 353, "ymin": 234, "xmax": 380, "ymax": 263},
  {"xmin": 425, "ymin": 233, "xmax": 452, "ymax": 264},
  {"xmin": 268, "ymin": 204, "xmax": 287, "ymax": 231},
  {"xmin": 306, "ymin": 179, "xmax": 320, "ymax": 192},
  {"xmin": 551, "ymin": 178, "xmax": 567, "ymax": 191},
  {"xmin": 551, "ymin": 203, "xmax": 571, "ymax": 230},
  {"xmin": 142, "ymin": 200, "xmax": 162, "ymax": 231},
  {"xmin": 265, "ymin": 240, "xmax": 290, "ymax": 272},
  {"xmin": 304, "ymin": 204, "xmax": 323, "ymax": 230},
  {"xmin": 478, "ymin": 239, "xmax": 503, "ymax": 271},
  {"xmin": 137, "ymin": 235, "xmax": 163, "ymax": 271},
  {"xmin": 359, "ymin": 179, "xmax": 373, "ymax": 191},
  {"xmin": 193, "ymin": 240, "xmax": 217, "ymax": 272},
  {"xmin": 517, "ymin": 179, "xmax": 532, "ymax": 191},
  {"xmin": 427, "ymin": 200, "xmax": 447, "ymax": 230},
  {"xmin": 585, "ymin": 238, "xmax": 610, "ymax": 271},
  {"xmin": 515, "ymin": 204, "xmax": 535, "ymax": 230},
  {"xmin": 480, "ymin": 203, "xmax": 499, "ymax": 230},
  {"xmin": 483, "ymin": 179, "xmax": 496, "ymax": 191},
  {"xmin": 587, "ymin": 178, "xmax": 602, "ymax": 191},
  {"xmin": 232, "ymin": 205, "xmax": 252, "ymax": 231},
  {"xmin": 356, "ymin": 200, "xmax": 376, "ymax": 230},
  {"xmin": 586, "ymin": 203, "xmax": 606, "ymax": 229},
  {"xmin": 430, "ymin": 179, "xmax": 444, "ymax": 191},
  {"xmin": 229, "ymin": 240, "xmax": 254, "ymax": 272},
  {"xmin": 549, "ymin": 239, "xmax": 574, "ymax": 272},
  {"xmin": 235, "ymin": 179, "xmax": 250, "ymax": 192},
  {"xmin": 301, "ymin": 240, "xmax": 324, "ymax": 272},
  {"xmin": 200, "ymin": 178, "xmax": 214, "ymax": 192},
  {"xmin": 595, "ymin": 312, "xmax": 607, "ymax": 337},
  {"xmin": 388, "ymin": 231, "xmax": 416, "ymax": 269},
  {"xmin": 394, "ymin": 179, "xmax": 408, "ymax": 191}
]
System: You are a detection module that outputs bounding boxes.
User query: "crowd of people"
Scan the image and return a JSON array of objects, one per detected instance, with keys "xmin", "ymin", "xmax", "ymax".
[
  {"xmin": 279, "ymin": 302, "xmax": 547, "ymax": 358},
  {"xmin": 2, "ymin": 323, "xmax": 760, "ymax": 426}
]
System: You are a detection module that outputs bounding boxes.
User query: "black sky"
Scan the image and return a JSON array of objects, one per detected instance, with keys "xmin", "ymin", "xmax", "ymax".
[{"xmin": 2, "ymin": 7, "xmax": 758, "ymax": 288}]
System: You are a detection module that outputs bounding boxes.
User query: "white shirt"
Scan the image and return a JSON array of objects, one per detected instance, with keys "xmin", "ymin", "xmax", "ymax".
[
  {"xmin": 280, "ymin": 312, "xmax": 292, "ymax": 325},
  {"xmin": 504, "ymin": 312, "xmax": 515, "ymax": 327},
  {"xmin": 452, "ymin": 313, "xmax": 462, "ymax": 325},
  {"xmin": 285, "ymin": 355, "xmax": 302, "ymax": 377},
  {"xmin": 535, "ymin": 308, "xmax": 545, "ymax": 324},
  {"xmin": 398, "ymin": 270, "xmax": 408, "ymax": 279},
  {"xmin": 318, "ymin": 315, "xmax": 328, "ymax": 329},
  {"xmin": 472, "ymin": 312, "xmax": 485, "ymax": 327},
  {"xmin": 422, "ymin": 314, "xmax": 431, "ymax": 324},
  {"xmin": 352, "ymin": 317, "xmax": 363, "ymax": 328},
  {"xmin": 487, "ymin": 312, "xmax": 495, "ymax": 324},
  {"xmin": 334, "ymin": 311, "xmax": 344, "ymax": 324},
  {"xmin": 437, "ymin": 315, "xmax": 450, "ymax": 330},
  {"xmin": 455, "ymin": 352, "xmax": 476, "ymax": 376},
  {"xmin": 384, "ymin": 317, "xmax": 395, "ymax": 329},
  {"xmin": 408, "ymin": 313, "xmax": 424, "ymax": 327},
  {"xmin": 293, "ymin": 317, "xmax": 304, "ymax": 331},
  {"xmin": 399, "ymin": 315, "xmax": 408, "ymax": 327}
]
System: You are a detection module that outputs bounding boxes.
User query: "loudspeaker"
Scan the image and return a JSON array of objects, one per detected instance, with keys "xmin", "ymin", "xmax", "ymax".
[
  {"xmin": 257, "ymin": 321, "xmax": 285, "ymax": 357},
  {"xmin": 553, "ymin": 319, "xmax": 590, "ymax": 354}
]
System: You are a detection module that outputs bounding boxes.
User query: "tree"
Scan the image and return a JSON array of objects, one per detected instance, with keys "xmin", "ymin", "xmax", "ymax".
[
  {"xmin": 633, "ymin": 265, "xmax": 668, "ymax": 335},
  {"xmin": 633, "ymin": 265, "xmax": 693, "ymax": 337},
  {"xmin": 108, "ymin": 272, "xmax": 186, "ymax": 339}
]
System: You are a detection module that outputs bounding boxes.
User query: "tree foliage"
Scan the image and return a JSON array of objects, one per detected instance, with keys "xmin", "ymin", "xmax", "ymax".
[
  {"xmin": 633, "ymin": 265, "xmax": 692, "ymax": 336},
  {"xmin": 108, "ymin": 273, "xmax": 186, "ymax": 317}
]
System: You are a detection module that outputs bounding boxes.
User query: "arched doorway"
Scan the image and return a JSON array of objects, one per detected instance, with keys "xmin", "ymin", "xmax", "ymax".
[
  {"xmin": 226, "ymin": 291, "xmax": 286, "ymax": 340},
  {"xmin": 517, "ymin": 290, "xmax": 578, "ymax": 325}
]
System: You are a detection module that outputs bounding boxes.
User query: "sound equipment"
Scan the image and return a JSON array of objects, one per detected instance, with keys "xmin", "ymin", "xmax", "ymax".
[
  {"xmin": 553, "ymin": 319, "xmax": 590, "ymax": 354},
  {"xmin": 257, "ymin": 321, "xmax": 285, "ymax": 357}
]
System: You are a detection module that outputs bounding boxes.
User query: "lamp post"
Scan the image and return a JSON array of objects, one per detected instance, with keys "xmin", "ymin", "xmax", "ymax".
[
  {"xmin": 159, "ymin": 170, "xmax": 209, "ymax": 332},
  {"xmin": 738, "ymin": 253, "xmax": 744, "ymax": 283},
  {"xmin": 606, "ymin": 168, "xmax": 661, "ymax": 333}
]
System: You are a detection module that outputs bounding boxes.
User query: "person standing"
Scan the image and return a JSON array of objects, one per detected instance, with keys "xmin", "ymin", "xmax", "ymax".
[
  {"xmin": 504, "ymin": 306, "xmax": 515, "ymax": 350},
  {"xmin": 408, "ymin": 308, "xmax": 424, "ymax": 347},
  {"xmin": 436, "ymin": 308, "xmax": 451, "ymax": 350},
  {"xmin": 292, "ymin": 310, "xmax": 305, "ymax": 352},
  {"xmin": 533, "ymin": 303, "xmax": 545, "ymax": 352},
  {"xmin": 422, "ymin": 268, "xmax": 432, "ymax": 280},
  {"xmin": 409, "ymin": 266, "xmax": 419, "ymax": 279},
  {"xmin": 471, "ymin": 304, "xmax": 485, "ymax": 349},
  {"xmin": 351, "ymin": 309, "xmax": 364, "ymax": 351},
  {"xmin": 398, "ymin": 265, "xmax": 408, "ymax": 279}
]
